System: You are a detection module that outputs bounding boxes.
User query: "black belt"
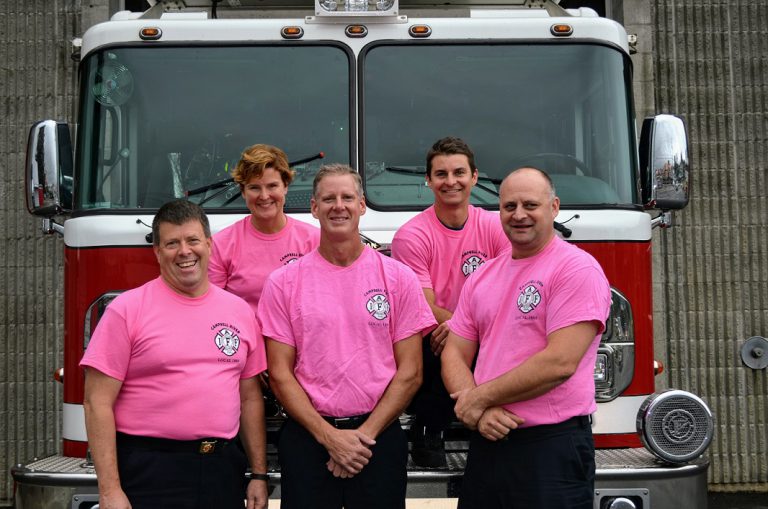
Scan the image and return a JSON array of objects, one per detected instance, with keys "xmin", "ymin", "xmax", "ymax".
[
  {"xmin": 322, "ymin": 413, "xmax": 371, "ymax": 430},
  {"xmin": 498, "ymin": 415, "xmax": 592, "ymax": 441},
  {"xmin": 116, "ymin": 432, "xmax": 233, "ymax": 455}
]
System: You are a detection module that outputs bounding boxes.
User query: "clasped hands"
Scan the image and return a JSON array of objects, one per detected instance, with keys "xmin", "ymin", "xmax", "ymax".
[
  {"xmin": 323, "ymin": 428, "xmax": 376, "ymax": 479},
  {"xmin": 451, "ymin": 388, "xmax": 525, "ymax": 441}
]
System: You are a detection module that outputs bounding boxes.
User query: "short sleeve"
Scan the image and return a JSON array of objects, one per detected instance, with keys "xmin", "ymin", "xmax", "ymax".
[
  {"xmin": 391, "ymin": 228, "xmax": 434, "ymax": 290},
  {"xmin": 257, "ymin": 272, "xmax": 296, "ymax": 346},
  {"xmin": 240, "ymin": 313, "xmax": 268, "ymax": 378},
  {"xmin": 546, "ymin": 265, "xmax": 611, "ymax": 336},
  {"xmin": 79, "ymin": 303, "xmax": 133, "ymax": 381},
  {"xmin": 391, "ymin": 266, "xmax": 437, "ymax": 342}
]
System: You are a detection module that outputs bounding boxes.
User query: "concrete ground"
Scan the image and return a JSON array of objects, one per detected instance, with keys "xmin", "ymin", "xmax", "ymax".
[
  {"xmin": 267, "ymin": 501, "xmax": 459, "ymax": 508},
  {"xmin": 264, "ymin": 492, "xmax": 768, "ymax": 508}
]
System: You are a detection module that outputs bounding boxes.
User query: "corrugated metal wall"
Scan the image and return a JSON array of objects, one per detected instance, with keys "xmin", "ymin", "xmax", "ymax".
[
  {"xmin": 0, "ymin": 1, "xmax": 766, "ymax": 505},
  {"xmin": 0, "ymin": 0, "xmax": 80, "ymax": 504},
  {"xmin": 651, "ymin": 0, "xmax": 768, "ymax": 489}
]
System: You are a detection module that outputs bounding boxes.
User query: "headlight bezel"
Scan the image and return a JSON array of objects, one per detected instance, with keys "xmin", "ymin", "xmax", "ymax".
[{"xmin": 594, "ymin": 287, "xmax": 635, "ymax": 402}]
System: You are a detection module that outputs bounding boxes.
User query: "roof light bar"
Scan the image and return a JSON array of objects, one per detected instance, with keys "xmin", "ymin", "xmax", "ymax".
[{"xmin": 316, "ymin": 0, "xmax": 398, "ymax": 16}]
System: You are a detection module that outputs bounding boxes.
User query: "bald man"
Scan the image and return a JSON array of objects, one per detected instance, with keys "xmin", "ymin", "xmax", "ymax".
[{"xmin": 441, "ymin": 167, "xmax": 611, "ymax": 509}]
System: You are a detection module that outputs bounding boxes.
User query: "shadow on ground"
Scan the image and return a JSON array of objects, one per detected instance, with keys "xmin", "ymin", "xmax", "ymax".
[{"xmin": 708, "ymin": 492, "xmax": 768, "ymax": 509}]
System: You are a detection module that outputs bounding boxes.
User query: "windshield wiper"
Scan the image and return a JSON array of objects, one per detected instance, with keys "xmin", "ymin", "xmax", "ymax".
[
  {"xmin": 383, "ymin": 166, "xmax": 424, "ymax": 177},
  {"xmin": 384, "ymin": 167, "xmax": 571, "ymax": 237},
  {"xmin": 383, "ymin": 166, "xmax": 502, "ymax": 197},
  {"xmin": 186, "ymin": 151, "xmax": 325, "ymax": 201}
]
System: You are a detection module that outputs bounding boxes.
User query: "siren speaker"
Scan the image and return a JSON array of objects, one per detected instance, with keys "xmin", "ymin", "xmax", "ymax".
[{"xmin": 637, "ymin": 389, "xmax": 714, "ymax": 463}]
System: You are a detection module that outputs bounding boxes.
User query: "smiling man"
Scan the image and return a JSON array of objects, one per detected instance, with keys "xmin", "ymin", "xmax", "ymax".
[
  {"xmin": 441, "ymin": 167, "xmax": 611, "ymax": 509},
  {"xmin": 259, "ymin": 164, "xmax": 434, "ymax": 509},
  {"xmin": 81, "ymin": 200, "xmax": 269, "ymax": 509},
  {"xmin": 391, "ymin": 136, "xmax": 509, "ymax": 467}
]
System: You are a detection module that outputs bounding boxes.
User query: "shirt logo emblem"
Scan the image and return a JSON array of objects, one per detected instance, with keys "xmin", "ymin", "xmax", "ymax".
[
  {"xmin": 517, "ymin": 285, "xmax": 541, "ymax": 313},
  {"xmin": 366, "ymin": 294, "xmax": 390, "ymax": 320},
  {"xmin": 214, "ymin": 328, "xmax": 240, "ymax": 356},
  {"xmin": 462, "ymin": 255, "xmax": 485, "ymax": 276}
]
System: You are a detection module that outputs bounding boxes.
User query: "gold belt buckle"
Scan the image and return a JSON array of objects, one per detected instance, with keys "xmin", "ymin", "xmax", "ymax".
[{"xmin": 199, "ymin": 440, "xmax": 217, "ymax": 454}]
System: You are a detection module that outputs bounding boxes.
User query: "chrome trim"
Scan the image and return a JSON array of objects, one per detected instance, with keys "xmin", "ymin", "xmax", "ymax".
[
  {"xmin": 595, "ymin": 288, "xmax": 635, "ymax": 402},
  {"xmin": 640, "ymin": 114, "xmax": 690, "ymax": 211},
  {"xmin": 25, "ymin": 120, "xmax": 73, "ymax": 217},
  {"xmin": 83, "ymin": 292, "xmax": 123, "ymax": 350}
]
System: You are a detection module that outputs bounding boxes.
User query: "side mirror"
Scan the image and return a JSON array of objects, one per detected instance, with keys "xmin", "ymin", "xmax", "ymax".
[
  {"xmin": 639, "ymin": 115, "xmax": 690, "ymax": 210},
  {"xmin": 25, "ymin": 120, "xmax": 74, "ymax": 217}
]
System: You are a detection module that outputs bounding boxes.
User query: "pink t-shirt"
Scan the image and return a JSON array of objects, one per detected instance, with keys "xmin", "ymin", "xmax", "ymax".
[
  {"xmin": 80, "ymin": 277, "xmax": 267, "ymax": 440},
  {"xmin": 391, "ymin": 205, "xmax": 509, "ymax": 313},
  {"xmin": 448, "ymin": 236, "xmax": 611, "ymax": 427},
  {"xmin": 209, "ymin": 216, "xmax": 320, "ymax": 314},
  {"xmin": 258, "ymin": 247, "xmax": 436, "ymax": 417}
]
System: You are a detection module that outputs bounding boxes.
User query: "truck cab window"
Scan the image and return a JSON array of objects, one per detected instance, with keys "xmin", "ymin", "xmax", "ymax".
[
  {"xmin": 360, "ymin": 42, "xmax": 637, "ymax": 209},
  {"xmin": 76, "ymin": 45, "xmax": 352, "ymax": 212}
]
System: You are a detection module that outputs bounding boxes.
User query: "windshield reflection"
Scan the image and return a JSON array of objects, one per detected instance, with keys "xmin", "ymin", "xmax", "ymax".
[
  {"xmin": 76, "ymin": 45, "xmax": 351, "ymax": 211},
  {"xmin": 361, "ymin": 43, "xmax": 637, "ymax": 208}
]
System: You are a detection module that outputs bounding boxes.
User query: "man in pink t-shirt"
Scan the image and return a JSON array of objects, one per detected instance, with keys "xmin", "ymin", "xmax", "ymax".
[
  {"xmin": 259, "ymin": 164, "xmax": 435, "ymax": 509},
  {"xmin": 391, "ymin": 136, "xmax": 509, "ymax": 467},
  {"xmin": 80, "ymin": 200, "xmax": 269, "ymax": 509},
  {"xmin": 442, "ymin": 168, "xmax": 611, "ymax": 509}
]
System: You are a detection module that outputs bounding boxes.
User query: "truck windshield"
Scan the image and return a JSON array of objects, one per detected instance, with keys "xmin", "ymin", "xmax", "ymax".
[
  {"xmin": 361, "ymin": 43, "xmax": 637, "ymax": 208},
  {"xmin": 75, "ymin": 45, "xmax": 351, "ymax": 211}
]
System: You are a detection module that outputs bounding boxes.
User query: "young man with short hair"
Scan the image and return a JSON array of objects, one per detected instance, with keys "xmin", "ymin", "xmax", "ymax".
[{"xmin": 391, "ymin": 136, "xmax": 509, "ymax": 467}]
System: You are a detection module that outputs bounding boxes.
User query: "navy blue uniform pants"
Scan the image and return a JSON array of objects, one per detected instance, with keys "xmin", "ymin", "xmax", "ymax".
[
  {"xmin": 278, "ymin": 417, "xmax": 408, "ymax": 509},
  {"xmin": 116, "ymin": 433, "xmax": 248, "ymax": 509},
  {"xmin": 458, "ymin": 415, "xmax": 595, "ymax": 509},
  {"xmin": 407, "ymin": 332, "xmax": 457, "ymax": 430}
]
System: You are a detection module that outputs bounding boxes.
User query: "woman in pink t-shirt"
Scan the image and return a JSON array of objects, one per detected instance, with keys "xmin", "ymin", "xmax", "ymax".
[
  {"xmin": 209, "ymin": 144, "xmax": 320, "ymax": 314},
  {"xmin": 209, "ymin": 144, "xmax": 320, "ymax": 418}
]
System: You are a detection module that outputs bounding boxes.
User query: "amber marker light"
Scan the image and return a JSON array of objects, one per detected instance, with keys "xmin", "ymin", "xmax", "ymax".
[
  {"xmin": 345, "ymin": 25, "xmax": 368, "ymax": 38},
  {"xmin": 408, "ymin": 24, "xmax": 432, "ymax": 38},
  {"xmin": 550, "ymin": 24, "xmax": 573, "ymax": 36},
  {"xmin": 139, "ymin": 27, "xmax": 163, "ymax": 40},
  {"xmin": 281, "ymin": 26, "xmax": 304, "ymax": 39}
]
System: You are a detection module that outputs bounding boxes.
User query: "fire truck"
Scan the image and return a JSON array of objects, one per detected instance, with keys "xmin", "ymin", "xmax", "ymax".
[{"xmin": 15, "ymin": 0, "xmax": 714, "ymax": 507}]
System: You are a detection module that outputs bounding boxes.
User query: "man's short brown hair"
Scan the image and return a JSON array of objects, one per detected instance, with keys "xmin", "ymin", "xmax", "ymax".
[
  {"xmin": 152, "ymin": 199, "xmax": 211, "ymax": 246},
  {"xmin": 426, "ymin": 136, "xmax": 477, "ymax": 177}
]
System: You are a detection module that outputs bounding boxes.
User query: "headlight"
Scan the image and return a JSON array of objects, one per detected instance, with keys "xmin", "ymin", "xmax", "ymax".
[
  {"xmin": 594, "ymin": 288, "xmax": 634, "ymax": 401},
  {"xmin": 637, "ymin": 389, "xmax": 714, "ymax": 463}
]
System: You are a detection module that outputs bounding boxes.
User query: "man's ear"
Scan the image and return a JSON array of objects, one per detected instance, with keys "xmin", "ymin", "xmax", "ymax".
[{"xmin": 310, "ymin": 198, "xmax": 318, "ymax": 219}]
